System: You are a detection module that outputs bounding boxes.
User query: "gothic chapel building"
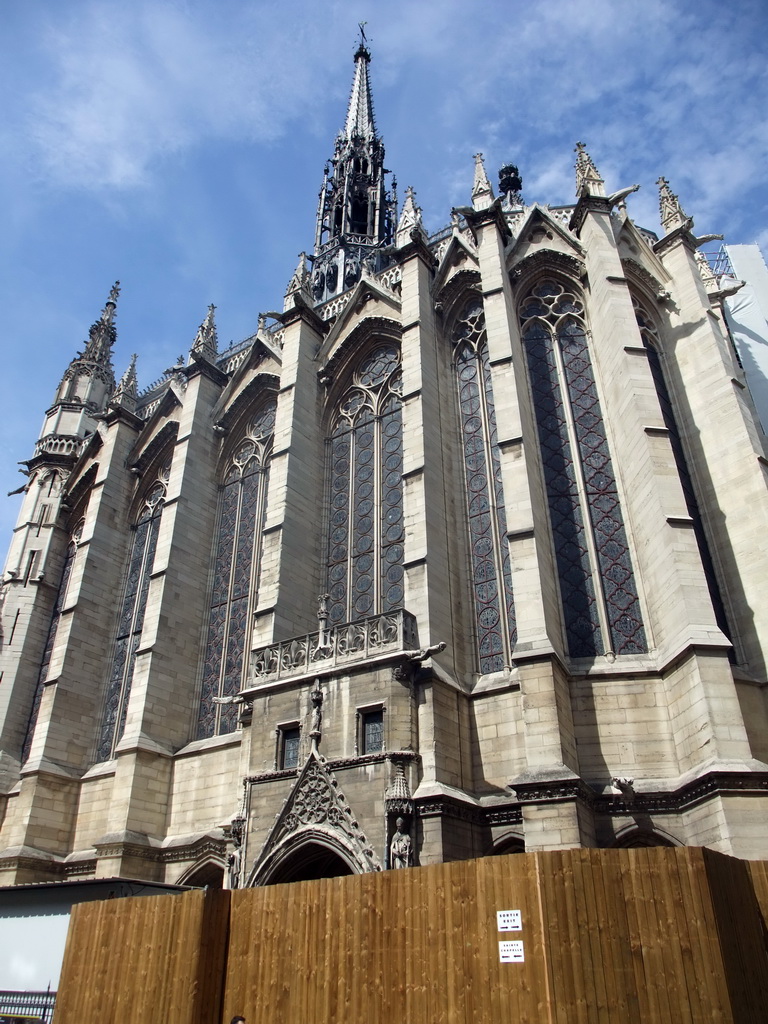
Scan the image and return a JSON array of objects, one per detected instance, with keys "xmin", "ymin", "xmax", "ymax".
[{"xmin": 2, "ymin": 43, "xmax": 768, "ymax": 888}]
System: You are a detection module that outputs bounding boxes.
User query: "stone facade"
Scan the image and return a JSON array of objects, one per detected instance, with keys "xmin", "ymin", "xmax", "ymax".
[{"xmin": 1, "ymin": 46, "xmax": 768, "ymax": 888}]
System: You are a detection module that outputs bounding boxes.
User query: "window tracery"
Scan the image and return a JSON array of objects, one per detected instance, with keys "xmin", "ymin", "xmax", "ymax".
[
  {"xmin": 521, "ymin": 279, "xmax": 646, "ymax": 657},
  {"xmin": 197, "ymin": 399, "xmax": 276, "ymax": 738},
  {"xmin": 633, "ymin": 297, "xmax": 731, "ymax": 642},
  {"xmin": 21, "ymin": 519, "xmax": 84, "ymax": 763},
  {"xmin": 325, "ymin": 344, "xmax": 404, "ymax": 625},
  {"xmin": 452, "ymin": 298, "xmax": 516, "ymax": 673},
  {"xmin": 97, "ymin": 465, "xmax": 169, "ymax": 761}
]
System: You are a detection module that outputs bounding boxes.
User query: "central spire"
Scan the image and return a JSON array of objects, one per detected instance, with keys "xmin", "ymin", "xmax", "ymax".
[
  {"xmin": 307, "ymin": 35, "xmax": 397, "ymax": 307},
  {"xmin": 343, "ymin": 39, "xmax": 376, "ymax": 141}
]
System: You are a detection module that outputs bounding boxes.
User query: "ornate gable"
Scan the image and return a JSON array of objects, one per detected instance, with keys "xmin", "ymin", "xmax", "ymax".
[{"xmin": 248, "ymin": 749, "xmax": 382, "ymax": 885}]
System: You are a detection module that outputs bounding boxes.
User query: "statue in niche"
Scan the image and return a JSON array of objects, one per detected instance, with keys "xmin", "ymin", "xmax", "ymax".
[
  {"xmin": 326, "ymin": 262, "xmax": 338, "ymax": 292},
  {"xmin": 227, "ymin": 846, "xmax": 241, "ymax": 889},
  {"xmin": 312, "ymin": 269, "xmax": 325, "ymax": 301},
  {"xmin": 390, "ymin": 816, "xmax": 412, "ymax": 869},
  {"xmin": 345, "ymin": 259, "xmax": 360, "ymax": 289}
]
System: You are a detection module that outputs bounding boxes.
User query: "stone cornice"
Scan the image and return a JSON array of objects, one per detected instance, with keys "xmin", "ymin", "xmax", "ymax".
[
  {"xmin": 461, "ymin": 199, "xmax": 512, "ymax": 242},
  {"xmin": 185, "ymin": 351, "xmax": 229, "ymax": 387},
  {"xmin": 281, "ymin": 294, "xmax": 327, "ymax": 334},
  {"xmin": 568, "ymin": 194, "xmax": 612, "ymax": 234},
  {"xmin": 394, "ymin": 231, "xmax": 438, "ymax": 270}
]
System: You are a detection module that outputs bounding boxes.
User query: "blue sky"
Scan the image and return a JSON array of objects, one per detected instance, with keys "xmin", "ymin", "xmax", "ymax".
[{"xmin": 1, "ymin": 0, "xmax": 767, "ymax": 539}]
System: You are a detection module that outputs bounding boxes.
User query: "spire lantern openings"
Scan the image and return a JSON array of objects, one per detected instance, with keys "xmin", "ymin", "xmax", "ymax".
[{"xmin": 310, "ymin": 37, "xmax": 397, "ymax": 307}]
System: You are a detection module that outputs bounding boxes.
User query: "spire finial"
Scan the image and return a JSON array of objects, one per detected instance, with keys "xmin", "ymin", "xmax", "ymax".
[
  {"xmin": 111, "ymin": 353, "xmax": 138, "ymax": 413},
  {"xmin": 574, "ymin": 142, "xmax": 605, "ymax": 198},
  {"xmin": 283, "ymin": 252, "xmax": 312, "ymax": 311},
  {"xmin": 657, "ymin": 176, "xmax": 689, "ymax": 231},
  {"xmin": 84, "ymin": 281, "xmax": 120, "ymax": 363},
  {"xmin": 344, "ymin": 34, "xmax": 375, "ymax": 138},
  {"xmin": 396, "ymin": 186, "xmax": 426, "ymax": 247},
  {"xmin": 190, "ymin": 304, "xmax": 218, "ymax": 362},
  {"xmin": 471, "ymin": 153, "xmax": 494, "ymax": 211}
]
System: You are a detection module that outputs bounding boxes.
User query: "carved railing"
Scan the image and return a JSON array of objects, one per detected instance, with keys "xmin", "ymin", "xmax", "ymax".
[
  {"xmin": 33, "ymin": 434, "xmax": 85, "ymax": 459},
  {"xmin": 249, "ymin": 609, "xmax": 418, "ymax": 686}
]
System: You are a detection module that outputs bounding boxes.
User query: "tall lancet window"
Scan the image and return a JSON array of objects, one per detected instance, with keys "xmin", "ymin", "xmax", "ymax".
[
  {"xmin": 325, "ymin": 344, "xmax": 404, "ymax": 625},
  {"xmin": 97, "ymin": 466, "xmax": 168, "ymax": 761},
  {"xmin": 197, "ymin": 399, "xmax": 276, "ymax": 738},
  {"xmin": 521, "ymin": 279, "xmax": 647, "ymax": 657},
  {"xmin": 453, "ymin": 298, "xmax": 516, "ymax": 673},
  {"xmin": 633, "ymin": 297, "xmax": 731, "ymax": 641},
  {"xmin": 22, "ymin": 519, "xmax": 83, "ymax": 764}
]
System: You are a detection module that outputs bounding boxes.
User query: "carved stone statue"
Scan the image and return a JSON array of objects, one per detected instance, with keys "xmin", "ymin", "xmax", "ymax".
[
  {"xmin": 390, "ymin": 816, "xmax": 412, "ymax": 869},
  {"xmin": 227, "ymin": 846, "xmax": 241, "ymax": 889}
]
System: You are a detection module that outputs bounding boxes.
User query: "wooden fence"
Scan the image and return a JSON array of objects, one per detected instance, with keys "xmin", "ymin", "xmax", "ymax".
[{"xmin": 54, "ymin": 847, "xmax": 768, "ymax": 1023}]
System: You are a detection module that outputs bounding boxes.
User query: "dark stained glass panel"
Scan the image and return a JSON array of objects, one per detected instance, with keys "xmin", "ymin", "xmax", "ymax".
[
  {"xmin": 196, "ymin": 398, "xmax": 276, "ymax": 739},
  {"xmin": 454, "ymin": 299, "xmax": 516, "ymax": 673},
  {"xmin": 325, "ymin": 345, "xmax": 403, "ymax": 625}
]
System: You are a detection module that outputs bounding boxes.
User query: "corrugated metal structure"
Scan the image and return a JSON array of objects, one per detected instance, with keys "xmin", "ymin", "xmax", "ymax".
[{"xmin": 54, "ymin": 848, "xmax": 768, "ymax": 1023}]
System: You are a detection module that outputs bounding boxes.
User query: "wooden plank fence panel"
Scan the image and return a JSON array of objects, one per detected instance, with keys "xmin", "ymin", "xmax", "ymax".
[{"xmin": 55, "ymin": 849, "xmax": 768, "ymax": 1023}]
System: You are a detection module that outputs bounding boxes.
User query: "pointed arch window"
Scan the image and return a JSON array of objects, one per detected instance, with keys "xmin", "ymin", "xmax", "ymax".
[
  {"xmin": 521, "ymin": 279, "xmax": 647, "ymax": 657},
  {"xmin": 97, "ymin": 468, "xmax": 168, "ymax": 761},
  {"xmin": 21, "ymin": 519, "xmax": 83, "ymax": 764},
  {"xmin": 453, "ymin": 298, "xmax": 516, "ymax": 673},
  {"xmin": 633, "ymin": 297, "xmax": 731, "ymax": 642},
  {"xmin": 197, "ymin": 399, "xmax": 276, "ymax": 738},
  {"xmin": 325, "ymin": 344, "xmax": 404, "ymax": 625}
]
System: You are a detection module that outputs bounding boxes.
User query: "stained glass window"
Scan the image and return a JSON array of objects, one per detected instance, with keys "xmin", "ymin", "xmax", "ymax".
[
  {"xmin": 196, "ymin": 399, "xmax": 276, "ymax": 739},
  {"xmin": 521, "ymin": 280, "xmax": 647, "ymax": 657},
  {"xmin": 280, "ymin": 726, "xmax": 301, "ymax": 769},
  {"xmin": 325, "ymin": 345, "xmax": 404, "ymax": 625},
  {"xmin": 633, "ymin": 297, "xmax": 731, "ymax": 642},
  {"xmin": 21, "ymin": 520, "xmax": 83, "ymax": 764},
  {"xmin": 453, "ymin": 298, "xmax": 516, "ymax": 674},
  {"xmin": 362, "ymin": 708, "xmax": 384, "ymax": 754},
  {"xmin": 97, "ymin": 469, "xmax": 168, "ymax": 761}
]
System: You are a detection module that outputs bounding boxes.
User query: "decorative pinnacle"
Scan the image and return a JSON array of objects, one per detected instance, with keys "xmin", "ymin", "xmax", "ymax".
[
  {"xmin": 101, "ymin": 281, "xmax": 120, "ymax": 322},
  {"xmin": 190, "ymin": 303, "xmax": 218, "ymax": 361},
  {"xmin": 471, "ymin": 153, "xmax": 494, "ymax": 211},
  {"xmin": 84, "ymin": 281, "xmax": 120, "ymax": 363},
  {"xmin": 657, "ymin": 176, "xmax": 689, "ymax": 231},
  {"xmin": 111, "ymin": 354, "xmax": 138, "ymax": 412},
  {"xmin": 396, "ymin": 186, "xmax": 426, "ymax": 247},
  {"xmin": 283, "ymin": 252, "xmax": 312, "ymax": 312},
  {"xmin": 574, "ymin": 142, "xmax": 605, "ymax": 198}
]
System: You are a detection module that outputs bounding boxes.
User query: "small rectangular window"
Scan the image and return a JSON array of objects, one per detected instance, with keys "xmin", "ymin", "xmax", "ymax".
[
  {"xmin": 280, "ymin": 726, "xmax": 301, "ymax": 769},
  {"xmin": 361, "ymin": 708, "xmax": 384, "ymax": 754},
  {"xmin": 24, "ymin": 551, "xmax": 40, "ymax": 585}
]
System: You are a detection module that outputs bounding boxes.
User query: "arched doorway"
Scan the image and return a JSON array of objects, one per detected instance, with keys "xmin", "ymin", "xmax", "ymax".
[
  {"xmin": 248, "ymin": 827, "xmax": 368, "ymax": 887},
  {"xmin": 262, "ymin": 842, "xmax": 355, "ymax": 885},
  {"xmin": 178, "ymin": 858, "xmax": 226, "ymax": 888}
]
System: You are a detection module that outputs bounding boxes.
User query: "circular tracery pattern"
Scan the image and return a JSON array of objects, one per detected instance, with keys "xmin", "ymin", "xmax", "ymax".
[{"xmin": 326, "ymin": 344, "xmax": 404, "ymax": 625}]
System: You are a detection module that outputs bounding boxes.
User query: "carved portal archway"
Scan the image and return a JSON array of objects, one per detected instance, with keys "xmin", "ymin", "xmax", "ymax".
[
  {"xmin": 246, "ymin": 750, "xmax": 382, "ymax": 886},
  {"xmin": 255, "ymin": 830, "xmax": 357, "ymax": 885}
]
